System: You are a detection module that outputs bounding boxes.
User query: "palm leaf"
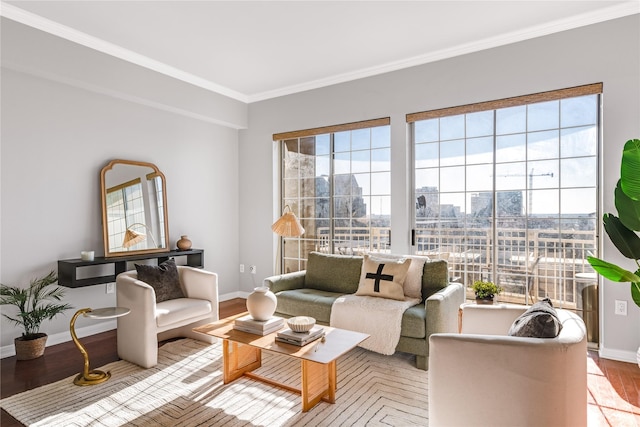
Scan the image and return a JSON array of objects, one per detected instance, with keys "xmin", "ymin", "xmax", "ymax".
[
  {"xmin": 615, "ymin": 180, "xmax": 640, "ymax": 231},
  {"xmin": 587, "ymin": 256, "xmax": 640, "ymax": 283},
  {"xmin": 603, "ymin": 214, "xmax": 640, "ymax": 259},
  {"xmin": 620, "ymin": 139, "xmax": 640, "ymax": 200}
]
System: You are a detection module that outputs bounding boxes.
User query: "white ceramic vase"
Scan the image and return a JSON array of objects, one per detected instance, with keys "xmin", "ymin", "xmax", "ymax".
[{"xmin": 246, "ymin": 286, "xmax": 277, "ymax": 321}]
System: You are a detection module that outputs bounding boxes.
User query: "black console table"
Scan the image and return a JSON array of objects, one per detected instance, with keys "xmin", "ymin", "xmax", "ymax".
[{"xmin": 58, "ymin": 249, "xmax": 204, "ymax": 288}]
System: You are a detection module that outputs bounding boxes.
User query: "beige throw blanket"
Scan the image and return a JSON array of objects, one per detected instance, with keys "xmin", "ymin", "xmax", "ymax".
[{"xmin": 330, "ymin": 294, "xmax": 421, "ymax": 355}]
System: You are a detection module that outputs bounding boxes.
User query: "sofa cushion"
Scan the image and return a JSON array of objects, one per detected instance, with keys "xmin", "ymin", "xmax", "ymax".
[
  {"xmin": 275, "ymin": 288, "xmax": 343, "ymax": 324},
  {"xmin": 356, "ymin": 255, "xmax": 411, "ymax": 300},
  {"xmin": 508, "ymin": 298, "xmax": 563, "ymax": 338},
  {"xmin": 135, "ymin": 259, "xmax": 185, "ymax": 303},
  {"xmin": 422, "ymin": 260, "xmax": 449, "ymax": 301},
  {"xmin": 304, "ymin": 252, "xmax": 363, "ymax": 294},
  {"xmin": 400, "ymin": 303, "xmax": 426, "ymax": 338},
  {"xmin": 155, "ymin": 297, "xmax": 211, "ymax": 327}
]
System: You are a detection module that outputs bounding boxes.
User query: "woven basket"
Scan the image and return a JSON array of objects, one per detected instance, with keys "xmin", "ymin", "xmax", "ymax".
[{"xmin": 14, "ymin": 333, "xmax": 47, "ymax": 360}]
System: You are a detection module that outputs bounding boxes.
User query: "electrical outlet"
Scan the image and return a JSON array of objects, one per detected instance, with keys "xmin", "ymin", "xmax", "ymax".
[
  {"xmin": 240, "ymin": 264, "xmax": 245, "ymax": 273},
  {"xmin": 106, "ymin": 283, "xmax": 115, "ymax": 294},
  {"xmin": 249, "ymin": 265, "xmax": 257, "ymax": 275},
  {"xmin": 614, "ymin": 300, "xmax": 627, "ymax": 316}
]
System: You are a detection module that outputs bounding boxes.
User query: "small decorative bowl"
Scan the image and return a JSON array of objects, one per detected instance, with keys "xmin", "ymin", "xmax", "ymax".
[{"xmin": 287, "ymin": 316, "xmax": 316, "ymax": 333}]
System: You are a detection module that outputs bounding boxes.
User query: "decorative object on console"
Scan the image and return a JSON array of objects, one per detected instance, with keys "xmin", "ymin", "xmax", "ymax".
[
  {"xmin": 176, "ymin": 235, "xmax": 192, "ymax": 250},
  {"xmin": 472, "ymin": 280, "xmax": 502, "ymax": 304},
  {"xmin": 80, "ymin": 251, "xmax": 94, "ymax": 261},
  {"xmin": 101, "ymin": 159, "xmax": 170, "ymax": 258},
  {"xmin": 0, "ymin": 271, "xmax": 73, "ymax": 360},
  {"xmin": 123, "ymin": 223, "xmax": 159, "ymax": 249},
  {"xmin": 286, "ymin": 316, "xmax": 316, "ymax": 332},
  {"xmin": 134, "ymin": 259, "xmax": 184, "ymax": 303},
  {"xmin": 246, "ymin": 286, "xmax": 277, "ymax": 321}
]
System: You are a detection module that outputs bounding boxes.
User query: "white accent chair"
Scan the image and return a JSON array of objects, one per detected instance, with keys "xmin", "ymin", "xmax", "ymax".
[
  {"xmin": 429, "ymin": 304, "xmax": 587, "ymax": 427},
  {"xmin": 116, "ymin": 266, "xmax": 218, "ymax": 368}
]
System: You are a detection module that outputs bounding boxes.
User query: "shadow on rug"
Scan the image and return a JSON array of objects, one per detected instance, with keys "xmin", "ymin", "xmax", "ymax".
[{"xmin": 0, "ymin": 338, "xmax": 428, "ymax": 426}]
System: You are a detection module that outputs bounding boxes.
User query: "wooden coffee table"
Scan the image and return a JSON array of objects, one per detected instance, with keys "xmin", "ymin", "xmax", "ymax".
[{"xmin": 194, "ymin": 313, "xmax": 369, "ymax": 412}]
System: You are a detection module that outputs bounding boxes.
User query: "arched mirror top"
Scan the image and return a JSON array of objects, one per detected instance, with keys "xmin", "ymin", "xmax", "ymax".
[{"xmin": 101, "ymin": 159, "xmax": 170, "ymax": 258}]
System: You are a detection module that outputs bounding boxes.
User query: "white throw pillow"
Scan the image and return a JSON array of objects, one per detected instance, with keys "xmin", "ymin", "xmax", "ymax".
[{"xmin": 403, "ymin": 255, "xmax": 430, "ymax": 299}]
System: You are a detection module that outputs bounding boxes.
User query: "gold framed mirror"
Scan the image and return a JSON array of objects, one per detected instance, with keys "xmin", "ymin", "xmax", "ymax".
[{"xmin": 101, "ymin": 159, "xmax": 170, "ymax": 258}]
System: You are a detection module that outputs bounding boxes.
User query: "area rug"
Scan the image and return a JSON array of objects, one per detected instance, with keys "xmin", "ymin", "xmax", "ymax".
[{"xmin": 1, "ymin": 338, "xmax": 429, "ymax": 426}]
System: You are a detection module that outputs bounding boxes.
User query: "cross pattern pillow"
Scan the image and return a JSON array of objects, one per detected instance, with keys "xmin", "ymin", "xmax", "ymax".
[{"xmin": 355, "ymin": 255, "xmax": 411, "ymax": 301}]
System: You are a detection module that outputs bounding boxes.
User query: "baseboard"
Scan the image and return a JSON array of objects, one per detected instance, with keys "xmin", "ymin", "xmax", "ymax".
[
  {"xmin": 219, "ymin": 291, "xmax": 250, "ymax": 301},
  {"xmin": 1, "ymin": 320, "xmax": 117, "ymax": 359},
  {"xmin": 599, "ymin": 346, "xmax": 639, "ymax": 364},
  {"xmin": 1, "ymin": 291, "xmax": 249, "ymax": 359}
]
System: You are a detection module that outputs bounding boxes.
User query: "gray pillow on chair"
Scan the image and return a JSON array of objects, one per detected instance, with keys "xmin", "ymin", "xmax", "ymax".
[
  {"xmin": 508, "ymin": 298, "xmax": 563, "ymax": 338},
  {"xmin": 135, "ymin": 259, "xmax": 184, "ymax": 303}
]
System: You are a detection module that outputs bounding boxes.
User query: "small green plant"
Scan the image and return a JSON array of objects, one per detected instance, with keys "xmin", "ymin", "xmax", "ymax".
[
  {"xmin": 0, "ymin": 271, "xmax": 73, "ymax": 340},
  {"xmin": 472, "ymin": 280, "xmax": 503, "ymax": 300}
]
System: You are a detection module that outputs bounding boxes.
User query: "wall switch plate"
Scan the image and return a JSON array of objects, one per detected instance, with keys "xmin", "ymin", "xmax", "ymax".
[
  {"xmin": 106, "ymin": 283, "xmax": 115, "ymax": 294},
  {"xmin": 614, "ymin": 300, "xmax": 627, "ymax": 316},
  {"xmin": 250, "ymin": 265, "xmax": 257, "ymax": 274},
  {"xmin": 240, "ymin": 264, "xmax": 245, "ymax": 273}
]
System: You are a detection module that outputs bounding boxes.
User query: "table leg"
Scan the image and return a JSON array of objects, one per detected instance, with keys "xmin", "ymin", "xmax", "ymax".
[
  {"xmin": 70, "ymin": 308, "xmax": 111, "ymax": 386},
  {"xmin": 222, "ymin": 340, "xmax": 261, "ymax": 384},
  {"xmin": 301, "ymin": 359, "xmax": 336, "ymax": 412}
]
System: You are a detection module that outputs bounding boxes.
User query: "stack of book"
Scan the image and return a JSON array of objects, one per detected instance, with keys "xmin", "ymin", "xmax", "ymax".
[
  {"xmin": 233, "ymin": 315, "xmax": 284, "ymax": 336},
  {"xmin": 275, "ymin": 326, "xmax": 325, "ymax": 346}
]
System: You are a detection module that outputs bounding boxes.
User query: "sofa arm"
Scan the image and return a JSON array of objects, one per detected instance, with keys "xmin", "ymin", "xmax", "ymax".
[
  {"xmin": 264, "ymin": 270, "xmax": 306, "ymax": 293},
  {"xmin": 425, "ymin": 283, "xmax": 464, "ymax": 336}
]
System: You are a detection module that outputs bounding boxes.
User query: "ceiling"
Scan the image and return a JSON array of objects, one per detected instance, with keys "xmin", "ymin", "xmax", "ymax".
[{"xmin": 2, "ymin": 1, "xmax": 638, "ymax": 103}]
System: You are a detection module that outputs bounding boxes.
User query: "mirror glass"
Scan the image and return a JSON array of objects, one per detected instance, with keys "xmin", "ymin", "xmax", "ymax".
[{"xmin": 101, "ymin": 159, "xmax": 169, "ymax": 257}]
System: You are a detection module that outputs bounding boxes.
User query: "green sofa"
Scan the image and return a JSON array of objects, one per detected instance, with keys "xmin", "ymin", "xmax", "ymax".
[{"xmin": 264, "ymin": 251, "xmax": 465, "ymax": 370}]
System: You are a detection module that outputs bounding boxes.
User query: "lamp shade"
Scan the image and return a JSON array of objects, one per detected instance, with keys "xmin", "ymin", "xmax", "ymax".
[
  {"xmin": 122, "ymin": 229, "xmax": 146, "ymax": 248},
  {"xmin": 271, "ymin": 207, "xmax": 305, "ymax": 237}
]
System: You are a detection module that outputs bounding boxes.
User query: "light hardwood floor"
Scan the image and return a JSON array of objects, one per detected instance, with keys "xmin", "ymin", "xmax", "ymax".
[{"xmin": 1, "ymin": 298, "xmax": 638, "ymax": 426}]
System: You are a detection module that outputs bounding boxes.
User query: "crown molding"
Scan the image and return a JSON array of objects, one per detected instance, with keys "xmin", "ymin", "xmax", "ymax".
[
  {"xmin": 0, "ymin": 2, "xmax": 250, "ymax": 103},
  {"xmin": 2, "ymin": 1, "xmax": 638, "ymax": 105},
  {"xmin": 247, "ymin": 2, "xmax": 640, "ymax": 103}
]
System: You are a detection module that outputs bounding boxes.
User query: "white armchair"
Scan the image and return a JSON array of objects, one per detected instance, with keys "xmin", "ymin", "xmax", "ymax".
[
  {"xmin": 116, "ymin": 266, "xmax": 219, "ymax": 368},
  {"xmin": 429, "ymin": 304, "xmax": 587, "ymax": 427}
]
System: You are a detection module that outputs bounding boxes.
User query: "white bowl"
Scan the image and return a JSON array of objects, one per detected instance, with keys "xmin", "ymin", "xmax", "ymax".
[{"xmin": 287, "ymin": 316, "xmax": 316, "ymax": 333}]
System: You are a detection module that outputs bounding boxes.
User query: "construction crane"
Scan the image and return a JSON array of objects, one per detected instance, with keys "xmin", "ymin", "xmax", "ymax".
[{"xmin": 497, "ymin": 168, "xmax": 554, "ymax": 213}]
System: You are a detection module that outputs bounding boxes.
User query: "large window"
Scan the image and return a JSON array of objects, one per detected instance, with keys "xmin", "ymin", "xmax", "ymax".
[
  {"xmin": 409, "ymin": 84, "xmax": 601, "ymax": 318},
  {"xmin": 275, "ymin": 118, "xmax": 391, "ymax": 273}
]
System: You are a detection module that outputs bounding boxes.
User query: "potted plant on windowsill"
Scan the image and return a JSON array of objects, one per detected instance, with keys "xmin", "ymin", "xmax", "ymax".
[
  {"xmin": 472, "ymin": 280, "xmax": 503, "ymax": 304},
  {"xmin": 587, "ymin": 139, "xmax": 640, "ymax": 365},
  {"xmin": 0, "ymin": 270, "xmax": 73, "ymax": 360}
]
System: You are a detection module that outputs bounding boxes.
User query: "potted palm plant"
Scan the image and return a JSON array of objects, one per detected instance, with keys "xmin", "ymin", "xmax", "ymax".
[
  {"xmin": 0, "ymin": 270, "xmax": 73, "ymax": 360},
  {"xmin": 472, "ymin": 280, "xmax": 503, "ymax": 304},
  {"xmin": 587, "ymin": 138, "xmax": 640, "ymax": 365}
]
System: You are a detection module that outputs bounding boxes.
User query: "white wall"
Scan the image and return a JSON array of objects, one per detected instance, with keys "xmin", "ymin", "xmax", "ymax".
[
  {"xmin": 239, "ymin": 15, "xmax": 640, "ymax": 362},
  {"xmin": 0, "ymin": 21, "xmax": 245, "ymax": 352}
]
